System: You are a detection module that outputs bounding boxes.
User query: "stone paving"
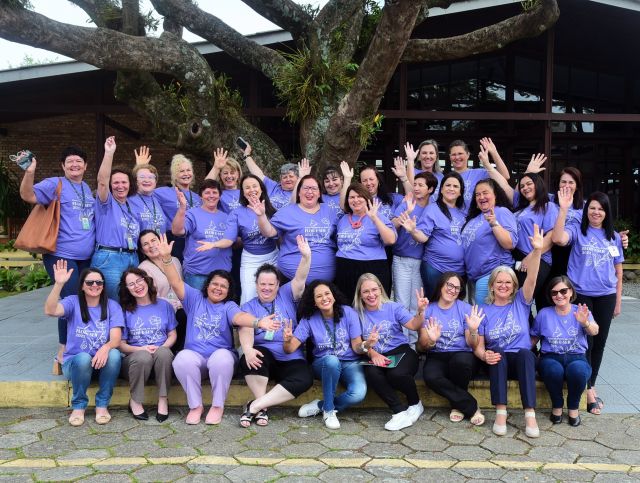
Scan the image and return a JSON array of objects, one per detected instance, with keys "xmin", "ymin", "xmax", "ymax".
[{"xmin": 0, "ymin": 406, "xmax": 639, "ymax": 481}]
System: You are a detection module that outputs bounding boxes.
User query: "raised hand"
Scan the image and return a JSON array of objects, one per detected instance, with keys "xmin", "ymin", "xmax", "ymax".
[
  {"xmin": 213, "ymin": 148, "xmax": 228, "ymax": 169},
  {"xmin": 574, "ymin": 303, "xmax": 591, "ymax": 325},
  {"xmin": 340, "ymin": 160, "xmax": 354, "ymax": 180},
  {"xmin": 175, "ymin": 187, "xmax": 187, "ymax": 209},
  {"xmin": 557, "ymin": 186, "xmax": 574, "ymax": 210},
  {"xmin": 465, "ymin": 305, "xmax": 485, "ymax": 332},
  {"xmin": 529, "ymin": 223, "xmax": 544, "ymax": 251},
  {"xmin": 424, "ymin": 317, "xmax": 442, "ymax": 344},
  {"xmin": 157, "ymin": 232, "xmax": 174, "ymax": 259},
  {"xmin": 398, "ymin": 211, "xmax": 417, "ymax": 234},
  {"xmin": 298, "ymin": 158, "xmax": 311, "ymax": 178},
  {"xmin": 477, "ymin": 144, "xmax": 491, "ymax": 169},
  {"xmin": 247, "ymin": 196, "xmax": 266, "ymax": 216},
  {"xmin": 404, "ymin": 142, "xmax": 418, "ymax": 162},
  {"xmin": 25, "ymin": 156, "xmax": 37, "ymax": 173},
  {"xmin": 283, "ymin": 319, "xmax": 294, "ymax": 342},
  {"xmin": 104, "ymin": 136, "xmax": 116, "ymax": 155},
  {"xmin": 52, "ymin": 259, "xmax": 74, "ymax": 285},
  {"xmin": 243, "ymin": 141, "xmax": 252, "ymax": 157},
  {"xmin": 415, "ymin": 287, "xmax": 429, "ymax": 313},
  {"xmin": 296, "ymin": 234, "xmax": 311, "ymax": 258},
  {"xmin": 366, "ymin": 325, "xmax": 379, "ymax": 348},
  {"xmin": 367, "ymin": 198, "xmax": 381, "ymax": 220},
  {"xmin": 483, "ymin": 207, "xmax": 496, "ymax": 222},
  {"xmin": 479, "ymin": 137, "xmax": 498, "ymax": 155},
  {"xmin": 391, "ymin": 156, "xmax": 407, "ymax": 180},
  {"xmin": 526, "ymin": 153, "xmax": 547, "ymax": 174},
  {"xmin": 134, "ymin": 145, "xmax": 151, "ymax": 165},
  {"xmin": 404, "ymin": 191, "xmax": 416, "ymax": 213}
]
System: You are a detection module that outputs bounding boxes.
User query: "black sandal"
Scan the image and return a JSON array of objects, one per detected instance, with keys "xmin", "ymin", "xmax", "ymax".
[
  {"xmin": 587, "ymin": 401, "xmax": 601, "ymax": 415},
  {"xmin": 255, "ymin": 408, "xmax": 269, "ymax": 426},
  {"xmin": 240, "ymin": 400, "xmax": 256, "ymax": 428}
]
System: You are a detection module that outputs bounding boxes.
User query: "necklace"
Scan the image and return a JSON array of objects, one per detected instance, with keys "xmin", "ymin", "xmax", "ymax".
[{"xmin": 348, "ymin": 213, "xmax": 366, "ymax": 229}]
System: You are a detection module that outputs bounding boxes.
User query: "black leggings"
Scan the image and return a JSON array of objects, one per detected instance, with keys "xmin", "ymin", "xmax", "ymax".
[
  {"xmin": 423, "ymin": 351, "xmax": 478, "ymax": 417},
  {"xmin": 363, "ymin": 344, "xmax": 419, "ymax": 413},
  {"xmin": 239, "ymin": 346, "xmax": 313, "ymax": 397},
  {"xmin": 575, "ymin": 292, "xmax": 617, "ymax": 387}
]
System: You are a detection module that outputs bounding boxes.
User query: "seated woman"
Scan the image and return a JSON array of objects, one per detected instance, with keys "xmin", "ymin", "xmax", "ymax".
[
  {"xmin": 418, "ymin": 272, "xmax": 485, "ymax": 425},
  {"xmin": 531, "ymin": 276, "xmax": 599, "ymax": 427},
  {"xmin": 118, "ymin": 268, "xmax": 177, "ymax": 422},
  {"xmin": 238, "ymin": 236, "xmax": 313, "ymax": 428},
  {"xmin": 284, "ymin": 280, "xmax": 376, "ymax": 429},
  {"xmin": 472, "ymin": 224, "xmax": 543, "ymax": 438},
  {"xmin": 44, "ymin": 262, "xmax": 123, "ymax": 426},
  {"xmin": 156, "ymin": 234, "xmax": 274, "ymax": 425},
  {"xmin": 354, "ymin": 273, "xmax": 427, "ymax": 431}
]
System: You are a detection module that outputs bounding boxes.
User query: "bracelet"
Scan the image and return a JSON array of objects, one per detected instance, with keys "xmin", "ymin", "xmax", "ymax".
[
  {"xmin": 252, "ymin": 318, "xmax": 260, "ymax": 329},
  {"xmin": 584, "ymin": 320, "xmax": 591, "ymax": 328},
  {"xmin": 242, "ymin": 153, "xmax": 251, "ymax": 160},
  {"xmin": 469, "ymin": 331, "xmax": 478, "ymax": 337},
  {"xmin": 161, "ymin": 258, "xmax": 173, "ymax": 265},
  {"xmin": 489, "ymin": 222, "xmax": 499, "ymax": 228}
]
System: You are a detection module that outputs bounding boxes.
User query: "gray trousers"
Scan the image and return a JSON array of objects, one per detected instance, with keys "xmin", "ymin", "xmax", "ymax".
[{"xmin": 121, "ymin": 347, "xmax": 174, "ymax": 403}]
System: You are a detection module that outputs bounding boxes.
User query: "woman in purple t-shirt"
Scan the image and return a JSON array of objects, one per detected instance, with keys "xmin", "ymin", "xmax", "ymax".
[
  {"xmin": 118, "ymin": 268, "xmax": 178, "ymax": 423},
  {"xmin": 417, "ymin": 272, "xmax": 485, "ymax": 426},
  {"xmin": 472, "ymin": 224, "xmax": 543, "ymax": 438},
  {"xmin": 44, "ymin": 262, "xmax": 122, "ymax": 427},
  {"xmin": 552, "ymin": 189, "xmax": 624, "ymax": 415},
  {"xmin": 285, "ymin": 280, "xmax": 375, "ymax": 430},
  {"xmin": 354, "ymin": 273, "xmax": 427, "ymax": 431},
  {"xmin": 334, "ymin": 183, "xmax": 397, "ymax": 301},
  {"xmin": 531, "ymin": 276, "xmax": 599, "ymax": 427}
]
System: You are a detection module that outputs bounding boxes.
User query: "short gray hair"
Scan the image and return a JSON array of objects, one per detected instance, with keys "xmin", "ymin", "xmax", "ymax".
[{"xmin": 280, "ymin": 163, "xmax": 298, "ymax": 176}]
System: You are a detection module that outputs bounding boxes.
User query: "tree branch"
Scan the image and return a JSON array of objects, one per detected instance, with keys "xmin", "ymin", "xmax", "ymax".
[
  {"xmin": 239, "ymin": 0, "xmax": 312, "ymax": 39},
  {"xmin": 403, "ymin": 0, "xmax": 560, "ymax": 62},
  {"xmin": 150, "ymin": 0, "xmax": 286, "ymax": 79},
  {"xmin": 122, "ymin": 0, "xmax": 140, "ymax": 35}
]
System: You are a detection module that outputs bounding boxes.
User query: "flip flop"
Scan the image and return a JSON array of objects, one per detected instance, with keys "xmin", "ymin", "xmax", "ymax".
[
  {"xmin": 587, "ymin": 401, "xmax": 601, "ymax": 415},
  {"xmin": 595, "ymin": 396, "xmax": 604, "ymax": 410}
]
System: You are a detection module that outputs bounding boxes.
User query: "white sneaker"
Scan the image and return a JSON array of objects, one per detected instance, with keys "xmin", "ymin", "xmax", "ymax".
[
  {"xmin": 298, "ymin": 399, "xmax": 322, "ymax": 418},
  {"xmin": 323, "ymin": 410, "xmax": 340, "ymax": 429},
  {"xmin": 384, "ymin": 410, "xmax": 414, "ymax": 431},
  {"xmin": 407, "ymin": 401, "xmax": 424, "ymax": 423}
]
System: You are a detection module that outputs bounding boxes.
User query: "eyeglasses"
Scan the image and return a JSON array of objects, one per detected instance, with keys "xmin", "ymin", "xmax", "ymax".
[
  {"xmin": 84, "ymin": 280, "xmax": 104, "ymax": 287},
  {"xmin": 137, "ymin": 174, "xmax": 156, "ymax": 181},
  {"xmin": 126, "ymin": 277, "xmax": 146, "ymax": 289},
  {"xmin": 301, "ymin": 186, "xmax": 319, "ymax": 192},
  {"xmin": 445, "ymin": 282, "xmax": 462, "ymax": 293},
  {"xmin": 550, "ymin": 287, "xmax": 571, "ymax": 297}
]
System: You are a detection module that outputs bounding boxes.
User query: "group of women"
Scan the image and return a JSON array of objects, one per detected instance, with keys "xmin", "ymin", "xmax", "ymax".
[{"xmin": 24, "ymin": 134, "xmax": 627, "ymax": 435}]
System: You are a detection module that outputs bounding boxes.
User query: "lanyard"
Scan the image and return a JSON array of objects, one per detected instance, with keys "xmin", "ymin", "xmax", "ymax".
[
  {"xmin": 66, "ymin": 178, "xmax": 87, "ymax": 210},
  {"xmin": 180, "ymin": 189, "xmax": 194, "ymax": 209},
  {"xmin": 117, "ymin": 199, "xmax": 137, "ymax": 236},
  {"xmin": 139, "ymin": 193, "xmax": 158, "ymax": 222},
  {"xmin": 259, "ymin": 301, "xmax": 275, "ymax": 316},
  {"xmin": 321, "ymin": 317, "xmax": 337, "ymax": 352}
]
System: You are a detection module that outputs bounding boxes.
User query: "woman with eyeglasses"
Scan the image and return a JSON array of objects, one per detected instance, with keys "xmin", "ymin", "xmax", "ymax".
[
  {"xmin": 418, "ymin": 272, "xmax": 485, "ymax": 426},
  {"xmin": 129, "ymin": 160, "xmax": 167, "ymax": 235},
  {"xmin": 44, "ymin": 263, "xmax": 123, "ymax": 427},
  {"xmin": 156, "ymin": 234, "xmax": 277, "ymax": 425},
  {"xmin": 531, "ymin": 276, "xmax": 599, "ymax": 427},
  {"xmin": 118, "ymin": 268, "xmax": 177, "ymax": 422},
  {"xmin": 251, "ymin": 175, "xmax": 338, "ymax": 283},
  {"xmin": 334, "ymin": 183, "xmax": 397, "ymax": 302},
  {"xmin": 552, "ymin": 189, "xmax": 625, "ymax": 415}
]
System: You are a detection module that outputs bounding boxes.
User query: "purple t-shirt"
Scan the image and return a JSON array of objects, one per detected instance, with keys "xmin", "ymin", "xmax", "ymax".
[
  {"xmin": 548, "ymin": 194, "xmax": 583, "ymax": 227},
  {"xmin": 94, "ymin": 193, "xmax": 140, "ymax": 249},
  {"xmin": 240, "ymin": 282, "xmax": 304, "ymax": 361},
  {"xmin": 220, "ymin": 189, "xmax": 241, "ymax": 214},
  {"xmin": 182, "ymin": 208, "xmax": 231, "ymax": 275},
  {"xmin": 479, "ymin": 290, "xmax": 532, "ymax": 352},
  {"xmin": 514, "ymin": 201, "xmax": 558, "ymax": 265},
  {"xmin": 270, "ymin": 204, "xmax": 338, "ymax": 282},
  {"xmin": 392, "ymin": 201, "xmax": 427, "ymax": 259},
  {"xmin": 458, "ymin": 168, "xmax": 489, "ymax": 215},
  {"xmin": 294, "ymin": 306, "xmax": 362, "ymax": 361},
  {"xmin": 461, "ymin": 207, "xmax": 518, "ymax": 281},
  {"xmin": 223, "ymin": 206, "xmax": 276, "ymax": 255},
  {"xmin": 425, "ymin": 300, "xmax": 473, "ymax": 353},
  {"xmin": 322, "ymin": 193, "xmax": 344, "ymax": 219},
  {"xmin": 34, "ymin": 177, "xmax": 95, "ymax": 260},
  {"xmin": 566, "ymin": 225, "xmax": 624, "ymax": 296},
  {"xmin": 264, "ymin": 177, "xmax": 292, "ymax": 210},
  {"xmin": 376, "ymin": 193, "xmax": 404, "ymax": 221},
  {"xmin": 418, "ymin": 203, "xmax": 466, "ymax": 273},
  {"xmin": 181, "ymin": 284, "xmax": 241, "ymax": 357},
  {"xmin": 60, "ymin": 296, "xmax": 124, "ymax": 363},
  {"xmin": 154, "ymin": 186, "xmax": 202, "ymax": 233},
  {"xmin": 336, "ymin": 212, "xmax": 395, "ymax": 260},
  {"xmin": 129, "ymin": 193, "xmax": 168, "ymax": 235},
  {"xmin": 414, "ymin": 170, "xmax": 444, "ymax": 203},
  {"xmin": 123, "ymin": 299, "xmax": 177, "ymax": 347},
  {"xmin": 531, "ymin": 305, "xmax": 591, "ymax": 355},
  {"xmin": 360, "ymin": 301, "xmax": 413, "ymax": 354}
]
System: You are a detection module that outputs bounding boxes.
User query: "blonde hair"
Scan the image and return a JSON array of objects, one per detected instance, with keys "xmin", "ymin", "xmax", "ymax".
[
  {"xmin": 132, "ymin": 163, "xmax": 158, "ymax": 179},
  {"xmin": 170, "ymin": 154, "xmax": 194, "ymax": 188},
  {"xmin": 353, "ymin": 273, "xmax": 390, "ymax": 317},
  {"xmin": 486, "ymin": 265, "xmax": 519, "ymax": 304},
  {"xmin": 217, "ymin": 158, "xmax": 243, "ymax": 185}
]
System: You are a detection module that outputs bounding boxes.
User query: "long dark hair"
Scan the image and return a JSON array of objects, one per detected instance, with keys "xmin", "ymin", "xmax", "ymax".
[
  {"xmin": 137, "ymin": 229, "xmax": 160, "ymax": 262},
  {"xmin": 297, "ymin": 280, "xmax": 348, "ymax": 326},
  {"xmin": 295, "ymin": 175, "xmax": 324, "ymax": 204},
  {"xmin": 431, "ymin": 272, "xmax": 466, "ymax": 302},
  {"xmin": 202, "ymin": 270, "xmax": 235, "ymax": 302},
  {"xmin": 78, "ymin": 268, "xmax": 108, "ymax": 323},
  {"xmin": 360, "ymin": 165, "xmax": 393, "ymax": 206},
  {"xmin": 118, "ymin": 268, "xmax": 158, "ymax": 313},
  {"xmin": 516, "ymin": 172, "xmax": 549, "ymax": 214},
  {"xmin": 555, "ymin": 167, "xmax": 584, "ymax": 210},
  {"xmin": 343, "ymin": 183, "xmax": 372, "ymax": 215},
  {"xmin": 436, "ymin": 172, "xmax": 465, "ymax": 221},
  {"xmin": 581, "ymin": 191, "xmax": 614, "ymax": 240},
  {"xmin": 465, "ymin": 178, "xmax": 511, "ymax": 224},
  {"xmin": 239, "ymin": 174, "xmax": 276, "ymax": 218}
]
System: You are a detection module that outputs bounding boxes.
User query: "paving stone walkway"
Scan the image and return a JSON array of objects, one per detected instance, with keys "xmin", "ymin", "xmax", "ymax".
[{"xmin": 0, "ymin": 407, "xmax": 639, "ymax": 481}]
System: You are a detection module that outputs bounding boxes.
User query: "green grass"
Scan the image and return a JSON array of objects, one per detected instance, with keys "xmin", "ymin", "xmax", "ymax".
[{"xmin": 0, "ymin": 289, "xmax": 19, "ymax": 299}]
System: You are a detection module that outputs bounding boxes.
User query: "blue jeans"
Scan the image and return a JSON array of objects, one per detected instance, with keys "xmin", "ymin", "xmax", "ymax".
[
  {"xmin": 420, "ymin": 261, "xmax": 444, "ymax": 301},
  {"xmin": 91, "ymin": 249, "xmax": 139, "ymax": 301},
  {"xmin": 312, "ymin": 356, "xmax": 367, "ymax": 413},
  {"xmin": 538, "ymin": 353, "xmax": 592, "ymax": 410},
  {"xmin": 62, "ymin": 350, "xmax": 121, "ymax": 409},
  {"xmin": 184, "ymin": 273, "xmax": 207, "ymax": 291},
  {"xmin": 43, "ymin": 254, "xmax": 91, "ymax": 344}
]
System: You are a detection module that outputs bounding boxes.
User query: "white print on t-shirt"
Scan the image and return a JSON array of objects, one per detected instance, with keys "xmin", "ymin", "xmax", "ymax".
[
  {"xmin": 140, "ymin": 206, "xmax": 164, "ymax": 231},
  {"xmin": 548, "ymin": 322, "xmax": 580, "ymax": 354},
  {"xmin": 317, "ymin": 326, "xmax": 349, "ymax": 356},
  {"xmin": 271, "ymin": 193, "xmax": 289, "ymax": 209},
  {"xmin": 77, "ymin": 319, "xmax": 107, "ymax": 352},
  {"xmin": 337, "ymin": 226, "xmax": 362, "ymax": 252},
  {"xmin": 326, "ymin": 198, "xmax": 343, "ymax": 216},
  {"xmin": 194, "ymin": 312, "xmax": 221, "ymax": 341},
  {"xmin": 204, "ymin": 221, "xmax": 226, "ymax": 241},
  {"xmin": 433, "ymin": 316, "xmax": 462, "ymax": 351},
  {"xmin": 365, "ymin": 319, "xmax": 392, "ymax": 353},
  {"xmin": 304, "ymin": 218, "xmax": 332, "ymax": 246},
  {"xmin": 461, "ymin": 217, "xmax": 482, "ymax": 249},
  {"xmin": 130, "ymin": 316, "xmax": 164, "ymax": 344},
  {"xmin": 247, "ymin": 220, "xmax": 268, "ymax": 244},
  {"xmin": 582, "ymin": 237, "xmax": 614, "ymax": 269},
  {"xmin": 488, "ymin": 310, "xmax": 522, "ymax": 349},
  {"xmin": 450, "ymin": 218, "xmax": 464, "ymax": 245}
]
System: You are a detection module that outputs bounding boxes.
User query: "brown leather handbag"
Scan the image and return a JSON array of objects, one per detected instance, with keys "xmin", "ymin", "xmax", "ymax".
[{"xmin": 15, "ymin": 178, "xmax": 62, "ymax": 254}]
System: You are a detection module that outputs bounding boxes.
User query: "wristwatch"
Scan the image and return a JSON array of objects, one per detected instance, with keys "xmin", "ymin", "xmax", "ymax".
[{"xmin": 360, "ymin": 342, "xmax": 369, "ymax": 353}]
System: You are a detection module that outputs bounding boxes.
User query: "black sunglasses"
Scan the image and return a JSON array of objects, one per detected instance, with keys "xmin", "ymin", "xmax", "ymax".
[
  {"xmin": 550, "ymin": 287, "xmax": 570, "ymax": 297},
  {"xmin": 84, "ymin": 280, "xmax": 104, "ymax": 287}
]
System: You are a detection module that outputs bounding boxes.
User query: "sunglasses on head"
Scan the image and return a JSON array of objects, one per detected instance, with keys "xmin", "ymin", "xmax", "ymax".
[
  {"xmin": 84, "ymin": 280, "xmax": 104, "ymax": 287},
  {"xmin": 550, "ymin": 287, "xmax": 570, "ymax": 297}
]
